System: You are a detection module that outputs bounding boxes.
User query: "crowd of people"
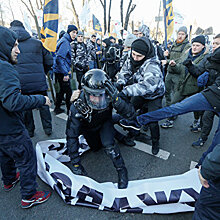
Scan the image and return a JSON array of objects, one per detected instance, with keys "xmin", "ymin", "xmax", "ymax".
[{"xmin": 0, "ymin": 19, "xmax": 220, "ymax": 219}]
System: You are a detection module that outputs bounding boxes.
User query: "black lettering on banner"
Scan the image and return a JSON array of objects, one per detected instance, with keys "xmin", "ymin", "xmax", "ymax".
[
  {"xmin": 76, "ymin": 185, "xmax": 103, "ymax": 205},
  {"xmin": 138, "ymin": 188, "xmax": 199, "ymax": 206}
]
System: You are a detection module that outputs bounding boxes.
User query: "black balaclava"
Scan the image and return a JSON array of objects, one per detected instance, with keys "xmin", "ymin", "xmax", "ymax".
[
  {"xmin": 130, "ymin": 37, "xmax": 155, "ymax": 71},
  {"xmin": 103, "ymin": 38, "xmax": 111, "ymax": 48}
]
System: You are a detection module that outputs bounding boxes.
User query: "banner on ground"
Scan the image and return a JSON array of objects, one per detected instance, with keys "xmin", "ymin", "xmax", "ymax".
[
  {"xmin": 36, "ymin": 139, "xmax": 201, "ymax": 214},
  {"xmin": 40, "ymin": 0, "xmax": 59, "ymax": 52}
]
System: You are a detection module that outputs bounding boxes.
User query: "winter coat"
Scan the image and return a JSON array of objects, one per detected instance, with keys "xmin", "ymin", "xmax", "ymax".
[
  {"xmin": 169, "ymin": 47, "xmax": 209, "ymax": 96},
  {"xmin": 117, "ymin": 49, "xmax": 165, "ymax": 100},
  {"xmin": 0, "ymin": 26, "xmax": 46, "ymax": 135},
  {"xmin": 201, "ymin": 144, "xmax": 220, "ymax": 183},
  {"xmin": 53, "ymin": 32, "xmax": 72, "ymax": 76},
  {"xmin": 71, "ymin": 41, "xmax": 88, "ymax": 71},
  {"xmin": 10, "ymin": 26, "xmax": 53, "ymax": 94},
  {"xmin": 185, "ymin": 47, "xmax": 220, "ymax": 112},
  {"xmin": 167, "ymin": 38, "xmax": 191, "ymax": 64},
  {"xmin": 86, "ymin": 40, "xmax": 97, "ymax": 62}
]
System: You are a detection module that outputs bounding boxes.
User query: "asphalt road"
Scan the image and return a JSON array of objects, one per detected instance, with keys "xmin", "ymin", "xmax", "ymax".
[{"xmin": 0, "ymin": 101, "xmax": 218, "ymax": 220}]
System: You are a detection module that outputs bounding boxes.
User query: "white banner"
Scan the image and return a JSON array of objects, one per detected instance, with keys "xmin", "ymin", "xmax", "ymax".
[{"xmin": 36, "ymin": 139, "xmax": 201, "ymax": 214}]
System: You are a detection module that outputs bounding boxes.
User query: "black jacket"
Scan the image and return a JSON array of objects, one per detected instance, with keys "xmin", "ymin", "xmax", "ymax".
[
  {"xmin": 10, "ymin": 26, "xmax": 53, "ymax": 94},
  {"xmin": 201, "ymin": 144, "xmax": 220, "ymax": 183},
  {"xmin": 0, "ymin": 26, "xmax": 46, "ymax": 135}
]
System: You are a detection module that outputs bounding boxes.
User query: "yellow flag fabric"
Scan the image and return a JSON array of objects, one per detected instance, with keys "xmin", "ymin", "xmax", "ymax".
[
  {"xmin": 40, "ymin": 0, "xmax": 59, "ymax": 52},
  {"xmin": 163, "ymin": 0, "xmax": 174, "ymax": 43}
]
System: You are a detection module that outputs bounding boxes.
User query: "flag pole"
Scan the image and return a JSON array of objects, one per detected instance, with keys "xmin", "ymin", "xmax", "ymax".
[{"xmin": 162, "ymin": 0, "xmax": 168, "ymax": 49}]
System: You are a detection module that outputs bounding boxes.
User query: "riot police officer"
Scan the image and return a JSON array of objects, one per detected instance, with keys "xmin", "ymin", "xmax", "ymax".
[{"xmin": 66, "ymin": 69, "xmax": 136, "ymax": 189}]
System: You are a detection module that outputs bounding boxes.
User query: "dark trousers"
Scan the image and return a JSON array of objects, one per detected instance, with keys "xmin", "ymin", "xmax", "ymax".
[
  {"xmin": 55, "ymin": 73, "xmax": 72, "ymax": 112},
  {"xmin": 76, "ymin": 70, "xmax": 86, "ymax": 90},
  {"xmin": 193, "ymin": 181, "xmax": 220, "ymax": 220},
  {"xmin": 0, "ymin": 130, "xmax": 37, "ymax": 199},
  {"xmin": 24, "ymin": 105, "xmax": 52, "ymax": 133},
  {"xmin": 200, "ymin": 111, "xmax": 216, "ymax": 141},
  {"xmin": 70, "ymin": 119, "xmax": 125, "ymax": 169},
  {"xmin": 131, "ymin": 96, "xmax": 162, "ymax": 144}
]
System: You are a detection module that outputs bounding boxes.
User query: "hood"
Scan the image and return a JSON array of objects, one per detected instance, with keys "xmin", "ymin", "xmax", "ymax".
[
  {"xmin": 63, "ymin": 32, "xmax": 72, "ymax": 42},
  {"xmin": 10, "ymin": 26, "xmax": 31, "ymax": 42},
  {"xmin": 132, "ymin": 37, "xmax": 155, "ymax": 59},
  {"xmin": 0, "ymin": 26, "xmax": 17, "ymax": 62},
  {"xmin": 103, "ymin": 38, "xmax": 111, "ymax": 48}
]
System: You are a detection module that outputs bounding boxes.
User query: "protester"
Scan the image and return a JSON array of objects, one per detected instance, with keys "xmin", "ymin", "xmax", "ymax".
[
  {"xmin": 87, "ymin": 34, "xmax": 98, "ymax": 69},
  {"xmin": 71, "ymin": 30, "xmax": 88, "ymax": 89},
  {"xmin": 136, "ymin": 73, "xmax": 220, "ymax": 219},
  {"xmin": 117, "ymin": 37, "xmax": 165, "ymax": 155},
  {"xmin": 161, "ymin": 26, "xmax": 191, "ymax": 128},
  {"xmin": 161, "ymin": 35, "xmax": 209, "ymax": 129},
  {"xmin": 53, "ymin": 24, "xmax": 78, "ymax": 115},
  {"xmin": 191, "ymin": 33, "xmax": 220, "ymax": 147},
  {"xmin": 102, "ymin": 38, "xmax": 119, "ymax": 80},
  {"xmin": 0, "ymin": 26, "xmax": 51, "ymax": 208},
  {"xmin": 66, "ymin": 69, "xmax": 137, "ymax": 189},
  {"xmin": 120, "ymin": 34, "xmax": 137, "ymax": 69},
  {"xmin": 10, "ymin": 20, "xmax": 53, "ymax": 137}
]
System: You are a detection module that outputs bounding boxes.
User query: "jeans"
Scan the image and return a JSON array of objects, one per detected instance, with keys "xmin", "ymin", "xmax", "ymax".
[
  {"xmin": 137, "ymin": 93, "xmax": 220, "ymax": 164},
  {"xmin": 0, "ymin": 130, "xmax": 37, "ymax": 199}
]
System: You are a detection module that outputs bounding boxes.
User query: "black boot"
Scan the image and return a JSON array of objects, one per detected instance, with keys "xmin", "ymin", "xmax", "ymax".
[
  {"xmin": 105, "ymin": 145, "xmax": 129, "ymax": 189},
  {"xmin": 117, "ymin": 167, "xmax": 128, "ymax": 189},
  {"xmin": 71, "ymin": 163, "xmax": 87, "ymax": 176},
  {"xmin": 152, "ymin": 140, "xmax": 159, "ymax": 155}
]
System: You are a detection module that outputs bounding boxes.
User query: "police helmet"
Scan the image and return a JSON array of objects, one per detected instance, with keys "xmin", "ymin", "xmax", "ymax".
[{"xmin": 81, "ymin": 69, "xmax": 110, "ymax": 110}]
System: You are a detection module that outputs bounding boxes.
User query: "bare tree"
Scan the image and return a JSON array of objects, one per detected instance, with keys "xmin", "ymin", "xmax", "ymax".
[
  {"xmin": 0, "ymin": 3, "xmax": 5, "ymax": 26},
  {"xmin": 69, "ymin": 0, "xmax": 80, "ymax": 28},
  {"xmin": 120, "ymin": 0, "xmax": 123, "ymax": 27},
  {"xmin": 20, "ymin": 0, "xmax": 42, "ymax": 39},
  {"xmin": 124, "ymin": 0, "xmax": 136, "ymax": 31},
  {"xmin": 107, "ymin": 0, "xmax": 112, "ymax": 33},
  {"xmin": 8, "ymin": 0, "xmax": 15, "ymax": 20},
  {"xmin": 99, "ymin": 0, "xmax": 107, "ymax": 34}
]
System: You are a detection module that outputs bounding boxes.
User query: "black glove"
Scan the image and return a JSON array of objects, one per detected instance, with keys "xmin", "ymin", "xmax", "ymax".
[
  {"xmin": 76, "ymin": 63, "xmax": 83, "ymax": 69},
  {"xmin": 115, "ymin": 83, "xmax": 124, "ymax": 92},
  {"xmin": 182, "ymin": 59, "xmax": 193, "ymax": 67},
  {"xmin": 104, "ymin": 80, "xmax": 118, "ymax": 101}
]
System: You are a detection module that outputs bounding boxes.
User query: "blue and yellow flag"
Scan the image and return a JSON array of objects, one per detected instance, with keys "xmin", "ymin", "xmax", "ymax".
[
  {"xmin": 92, "ymin": 14, "xmax": 102, "ymax": 32},
  {"xmin": 163, "ymin": 0, "xmax": 174, "ymax": 48},
  {"xmin": 40, "ymin": 0, "xmax": 59, "ymax": 52}
]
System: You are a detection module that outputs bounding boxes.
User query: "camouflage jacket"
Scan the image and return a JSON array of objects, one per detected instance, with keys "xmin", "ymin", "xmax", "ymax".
[
  {"xmin": 116, "ymin": 56, "xmax": 165, "ymax": 99},
  {"xmin": 86, "ymin": 40, "xmax": 97, "ymax": 62}
]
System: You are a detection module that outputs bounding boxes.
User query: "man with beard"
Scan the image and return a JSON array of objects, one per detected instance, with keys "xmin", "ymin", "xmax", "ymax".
[{"xmin": 0, "ymin": 26, "xmax": 51, "ymax": 208}]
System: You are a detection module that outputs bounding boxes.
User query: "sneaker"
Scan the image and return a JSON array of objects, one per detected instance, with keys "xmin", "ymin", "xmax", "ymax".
[
  {"xmin": 71, "ymin": 163, "xmax": 87, "ymax": 176},
  {"xmin": 161, "ymin": 120, "xmax": 173, "ymax": 128},
  {"xmin": 192, "ymin": 138, "xmax": 206, "ymax": 148},
  {"xmin": 152, "ymin": 141, "xmax": 160, "ymax": 155},
  {"xmin": 119, "ymin": 119, "xmax": 141, "ymax": 131},
  {"xmin": 21, "ymin": 191, "xmax": 51, "ymax": 209},
  {"xmin": 53, "ymin": 107, "xmax": 65, "ymax": 115},
  {"xmin": 190, "ymin": 119, "xmax": 199, "ymax": 128},
  {"xmin": 3, "ymin": 172, "xmax": 20, "ymax": 192},
  {"xmin": 191, "ymin": 124, "xmax": 201, "ymax": 133}
]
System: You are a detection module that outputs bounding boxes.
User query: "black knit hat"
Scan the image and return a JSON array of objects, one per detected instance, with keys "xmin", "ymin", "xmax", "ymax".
[
  {"xmin": 192, "ymin": 35, "xmax": 206, "ymax": 46},
  {"xmin": 10, "ymin": 20, "xmax": 25, "ymax": 29},
  {"xmin": 67, "ymin": 25, "xmax": 78, "ymax": 34},
  {"xmin": 131, "ymin": 39, "xmax": 150, "ymax": 56}
]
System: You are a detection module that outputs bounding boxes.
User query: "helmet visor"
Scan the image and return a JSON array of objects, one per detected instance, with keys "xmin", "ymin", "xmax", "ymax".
[{"xmin": 84, "ymin": 86, "xmax": 110, "ymax": 110}]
